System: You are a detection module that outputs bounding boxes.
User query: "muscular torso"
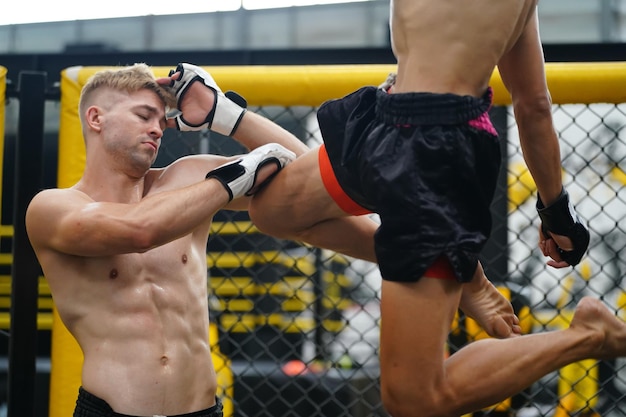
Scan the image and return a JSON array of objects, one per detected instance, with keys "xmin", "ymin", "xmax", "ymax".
[
  {"xmin": 36, "ymin": 157, "xmax": 228, "ymax": 415},
  {"xmin": 53, "ymin": 235, "xmax": 214, "ymax": 414},
  {"xmin": 390, "ymin": 0, "xmax": 538, "ymax": 96}
]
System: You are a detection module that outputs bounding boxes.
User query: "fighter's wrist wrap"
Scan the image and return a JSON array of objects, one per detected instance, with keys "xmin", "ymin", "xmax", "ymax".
[
  {"xmin": 205, "ymin": 161, "xmax": 246, "ymax": 202},
  {"xmin": 536, "ymin": 188, "xmax": 590, "ymax": 266},
  {"xmin": 168, "ymin": 63, "xmax": 247, "ymax": 136}
]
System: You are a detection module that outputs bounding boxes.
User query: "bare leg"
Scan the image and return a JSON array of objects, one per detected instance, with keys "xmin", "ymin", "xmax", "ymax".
[
  {"xmin": 379, "ymin": 277, "xmax": 626, "ymax": 417},
  {"xmin": 250, "ymin": 147, "xmax": 378, "ymax": 262}
]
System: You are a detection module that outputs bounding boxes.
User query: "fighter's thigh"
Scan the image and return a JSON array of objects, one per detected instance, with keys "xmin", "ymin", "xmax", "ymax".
[
  {"xmin": 250, "ymin": 147, "xmax": 347, "ymax": 231},
  {"xmin": 379, "ymin": 277, "xmax": 462, "ymax": 389}
]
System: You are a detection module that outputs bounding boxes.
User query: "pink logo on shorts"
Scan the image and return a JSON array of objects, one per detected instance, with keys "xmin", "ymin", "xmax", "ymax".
[{"xmin": 468, "ymin": 112, "xmax": 497, "ymax": 136}]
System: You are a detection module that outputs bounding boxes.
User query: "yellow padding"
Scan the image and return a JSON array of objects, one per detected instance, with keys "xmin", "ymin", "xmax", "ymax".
[
  {"xmin": 610, "ymin": 166, "xmax": 626, "ymax": 186},
  {"xmin": 0, "ymin": 276, "xmax": 53, "ymax": 330},
  {"xmin": 0, "ymin": 299, "xmax": 53, "ymax": 310},
  {"xmin": 0, "ymin": 276, "xmax": 52, "ymax": 294},
  {"xmin": 207, "ymin": 251, "xmax": 316, "ymax": 275},
  {"xmin": 507, "ymin": 162, "xmax": 537, "ymax": 211},
  {"xmin": 0, "ymin": 313, "xmax": 53, "ymax": 330},
  {"xmin": 68, "ymin": 62, "xmax": 626, "ymax": 109},
  {"xmin": 556, "ymin": 360, "xmax": 599, "ymax": 416},
  {"xmin": 209, "ymin": 323, "xmax": 234, "ymax": 417},
  {"xmin": 0, "ymin": 225, "xmax": 13, "ymax": 237},
  {"xmin": 220, "ymin": 314, "xmax": 257, "ymax": 332},
  {"xmin": 218, "ymin": 312, "xmax": 345, "ymax": 334},
  {"xmin": 210, "ymin": 276, "xmax": 312, "ymax": 297},
  {"xmin": 264, "ymin": 281, "xmax": 313, "ymax": 298},
  {"xmin": 281, "ymin": 299, "xmax": 310, "ymax": 312},
  {"xmin": 211, "ymin": 221, "xmax": 258, "ymax": 235},
  {"xmin": 0, "ymin": 253, "xmax": 13, "ymax": 266},
  {"xmin": 210, "ymin": 277, "xmax": 258, "ymax": 296},
  {"xmin": 217, "ymin": 299, "xmax": 255, "ymax": 312}
]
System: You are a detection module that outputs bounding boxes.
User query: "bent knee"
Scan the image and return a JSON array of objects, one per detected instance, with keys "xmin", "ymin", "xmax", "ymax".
[
  {"xmin": 249, "ymin": 195, "xmax": 305, "ymax": 242},
  {"xmin": 249, "ymin": 198, "xmax": 286, "ymax": 238}
]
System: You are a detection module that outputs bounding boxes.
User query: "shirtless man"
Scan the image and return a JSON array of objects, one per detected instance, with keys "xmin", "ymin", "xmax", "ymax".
[
  {"xmin": 245, "ymin": 2, "xmax": 626, "ymax": 417},
  {"xmin": 24, "ymin": 64, "xmax": 301, "ymax": 416}
]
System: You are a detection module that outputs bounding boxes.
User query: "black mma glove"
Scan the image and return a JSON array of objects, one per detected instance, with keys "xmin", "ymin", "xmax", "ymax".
[
  {"xmin": 206, "ymin": 143, "xmax": 296, "ymax": 201},
  {"xmin": 167, "ymin": 63, "xmax": 247, "ymax": 136},
  {"xmin": 536, "ymin": 188, "xmax": 590, "ymax": 266}
]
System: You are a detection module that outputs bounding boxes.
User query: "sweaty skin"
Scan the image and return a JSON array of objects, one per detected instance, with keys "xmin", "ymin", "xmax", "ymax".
[{"xmin": 26, "ymin": 73, "xmax": 300, "ymax": 415}]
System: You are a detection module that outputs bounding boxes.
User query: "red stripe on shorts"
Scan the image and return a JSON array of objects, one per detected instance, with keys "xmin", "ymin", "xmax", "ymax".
[
  {"xmin": 424, "ymin": 255, "xmax": 456, "ymax": 280},
  {"xmin": 318, "ymin": 145, "xmax": 371, "ymax": 216}
]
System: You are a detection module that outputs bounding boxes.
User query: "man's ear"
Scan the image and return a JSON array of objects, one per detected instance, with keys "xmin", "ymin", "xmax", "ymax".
[{"xmin": 85, "ymin": 106, "xmax": 103, "ymax": 132}]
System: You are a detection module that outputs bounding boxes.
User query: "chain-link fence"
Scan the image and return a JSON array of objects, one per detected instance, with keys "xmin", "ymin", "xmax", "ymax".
[{"xmin": 156, "ymin": 95, "xmax": 626, "ymax": 417}]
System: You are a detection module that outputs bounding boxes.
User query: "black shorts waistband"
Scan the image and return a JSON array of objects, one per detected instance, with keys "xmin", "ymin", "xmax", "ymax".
[
  {"xmin": 375, "ymin": 87, "xmax": 493, "ymax": 126},
  {"xmin": 74, "ymin": 387, "xmax": 224, "ymax": 417}
]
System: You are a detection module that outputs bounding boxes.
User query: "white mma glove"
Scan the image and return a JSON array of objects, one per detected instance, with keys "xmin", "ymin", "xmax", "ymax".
[
  {"xmin": 168, "ymin": 63, "xmax": 247, "ymax": 136},
  {"xmin": 206, "ymin": 143, "xmax": 296, "ymax": 201}
]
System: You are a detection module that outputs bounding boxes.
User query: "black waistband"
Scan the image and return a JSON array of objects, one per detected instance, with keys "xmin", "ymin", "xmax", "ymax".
[
  {"xmin": 74, "ymin": 387, "xmax": 224, "ymax": 417},
  {"xmin": 375, "ymin": 87, "xmax": 493, "ymax": 126}
]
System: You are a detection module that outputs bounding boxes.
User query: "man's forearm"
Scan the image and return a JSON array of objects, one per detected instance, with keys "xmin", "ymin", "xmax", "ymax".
[
  {"xmin": 517, "ymin": 110, "xmax": 563, "ymax": 205},
  {"xmin": 234, "ymin": 111, "xmax": 310, "ymax": 157}
]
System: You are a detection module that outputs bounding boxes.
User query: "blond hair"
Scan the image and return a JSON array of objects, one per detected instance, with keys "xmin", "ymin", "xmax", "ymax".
[{"xmin": 79, "ymin": 63, "xmax": 176, "ymax": 115}]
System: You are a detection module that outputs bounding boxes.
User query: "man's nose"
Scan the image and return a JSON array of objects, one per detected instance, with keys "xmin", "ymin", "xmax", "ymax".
[{"xmin": 149, "ymin": 121, "xmax": 164, "ymax": 139}]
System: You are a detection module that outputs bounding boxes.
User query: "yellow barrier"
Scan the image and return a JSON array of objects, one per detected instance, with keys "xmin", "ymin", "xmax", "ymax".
[
  {"xmin": 66, "ymin": 61, "xmax": 626, "ymax": 108},
  {"xmin": 51, "ymin": 62, "xmax": 626, "ymax": 417}
]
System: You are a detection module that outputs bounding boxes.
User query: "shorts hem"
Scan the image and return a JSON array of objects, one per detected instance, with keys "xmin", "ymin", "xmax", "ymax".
[{"xmin": 318, "ymin": 145, "xmax": 371, "ymax": 216}]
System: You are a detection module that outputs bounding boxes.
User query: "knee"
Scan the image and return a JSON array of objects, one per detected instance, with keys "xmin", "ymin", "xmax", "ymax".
[
  {"xmin": 248, "ymin": 195, "xmax": 297, "ymax": 241},
  {"xmin": 249, "ymin": 197, "xmax": 280, "ymax": 237}
]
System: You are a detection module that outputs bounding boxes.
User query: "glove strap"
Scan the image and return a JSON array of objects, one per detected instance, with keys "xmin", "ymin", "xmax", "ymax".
[
  {"xmin": 212, "ymin": 96, "xmax": 247, "ymax": 136},
  {"xmin": 536, "ymin": 188, "xmax": 579, "ymax": 235},
  {"xmin": 206, "ymin": 161, "xmax": 245, "ymax": 202},
  {"xmin": 537, "ymin": 188, "xmax": 590, "ymax": 266}
]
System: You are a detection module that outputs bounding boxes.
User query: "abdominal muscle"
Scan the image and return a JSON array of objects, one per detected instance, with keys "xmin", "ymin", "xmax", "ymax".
[
  {"xmin": 79, "ymin": 309, "xmax": 216, "ymax": 415},
  {"xmin": 58, "ymin": 243, "xmax": 217, "ymax": 415}
]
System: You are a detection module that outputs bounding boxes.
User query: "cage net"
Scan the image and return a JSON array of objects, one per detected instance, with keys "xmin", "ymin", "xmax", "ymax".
[{"xmin": 152, "ymin": 101, "xmax": 626, "ymax": 417}]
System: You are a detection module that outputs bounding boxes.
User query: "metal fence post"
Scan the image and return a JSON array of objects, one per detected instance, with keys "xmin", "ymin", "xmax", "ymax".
[{"xmin": 8, "ymin": 71, "xmax": 46, "ymax": 417}]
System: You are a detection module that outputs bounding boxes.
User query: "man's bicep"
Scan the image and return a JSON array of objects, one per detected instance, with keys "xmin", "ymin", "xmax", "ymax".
[
  {"xmin": 26, "ymin": 190, "xmax": 127, "ymax": 257},
  {"xmin": 26, "ymin": 189, "xmax": 86, "ymax": 255}
]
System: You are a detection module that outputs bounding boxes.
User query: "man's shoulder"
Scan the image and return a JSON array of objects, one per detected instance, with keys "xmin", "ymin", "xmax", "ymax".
[
  {"xmin": 33, "ymin": 186, "xmax": 89, "ymax": 201},
  {"xmin": 28, "ymin": 187, "xmax": 91, "ymax": 213}
]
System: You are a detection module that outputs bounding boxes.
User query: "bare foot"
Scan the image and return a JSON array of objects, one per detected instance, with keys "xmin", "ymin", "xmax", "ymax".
[
  {"xmin": 459, "ymin": 262, "xmax": 521, "ymax": 338},
  {"xmin": 570, "ymin": 296, "xmax": 626, "ymax": 360}
]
